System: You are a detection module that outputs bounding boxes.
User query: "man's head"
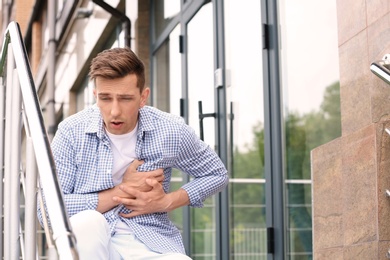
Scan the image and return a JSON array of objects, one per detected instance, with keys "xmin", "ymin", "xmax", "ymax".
[
  {"xmin": 89, "ymin": 47, "xmax": 146, "ymax": 92},
  {"xmin": 89, "ymin": 48, "xmax": 149, "ymax": 135}
]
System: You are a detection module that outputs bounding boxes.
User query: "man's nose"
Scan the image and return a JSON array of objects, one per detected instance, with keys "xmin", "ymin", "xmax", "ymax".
[{"xmin": 111, "ymin": 100, "xmax": 121, "ymax": 117}]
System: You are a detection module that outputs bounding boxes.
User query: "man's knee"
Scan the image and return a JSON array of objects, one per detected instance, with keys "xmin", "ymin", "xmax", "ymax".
[
  {"xmin": 70, "ymin": 210, "xmax": 111, "ymax": 256},
  {"xmin": 70, "ymin": 210, "xmax": 108, "ymax": 235}
]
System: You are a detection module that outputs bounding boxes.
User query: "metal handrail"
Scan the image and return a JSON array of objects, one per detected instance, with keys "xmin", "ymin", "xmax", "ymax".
[
  {"xmin": 370, "ymin": 54, "xmax": 390, "ymax": 85},
  {"xmin": 0, "ymin": 21, "xmax": 78, "ymax": 259}
]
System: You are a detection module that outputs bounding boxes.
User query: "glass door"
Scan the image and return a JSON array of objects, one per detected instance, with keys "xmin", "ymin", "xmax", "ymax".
[
  {"xmin": 278, "ymin": 0, "xmax": 341, "ymax": 259},
  {"xmin": 151, "ymin": 1, "xmax": 221, "ymax": 259},
  {"xmin": 224, "ymin": 0, "xmax": 266, "ymax": 259},
  {"xmin": 186, "ymin": 3, "xmax": 216, "ymax": 259}
]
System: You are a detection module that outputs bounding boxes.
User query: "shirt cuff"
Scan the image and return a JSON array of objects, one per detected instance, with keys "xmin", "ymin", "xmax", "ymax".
[
  {"xmin": 84, "ymin": 192, "xmax": 99, "ymax": 210},
  {"xmin": 181, "ymin": 183, "xmax": 204, "ymax": 208}
]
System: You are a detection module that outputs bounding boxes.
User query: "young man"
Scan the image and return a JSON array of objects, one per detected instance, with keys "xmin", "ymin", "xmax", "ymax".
[{"xmin": 40, "ymin": 47, "xmax": 228, "ymax": 259}]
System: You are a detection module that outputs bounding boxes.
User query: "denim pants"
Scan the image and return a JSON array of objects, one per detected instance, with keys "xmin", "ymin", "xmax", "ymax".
[{"xmin": 70, "ymin": 210, "xmax": 192, "ymax": 260}]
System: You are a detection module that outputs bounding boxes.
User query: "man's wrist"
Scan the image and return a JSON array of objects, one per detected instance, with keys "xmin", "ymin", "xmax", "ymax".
[{"xmin": 165, "ymin": 188, "xmax": 190, "ymax": 212}]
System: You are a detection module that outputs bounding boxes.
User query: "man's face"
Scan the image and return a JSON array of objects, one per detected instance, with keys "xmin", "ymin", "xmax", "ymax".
[{"xmin": 94, "ymin": 74, "xmax": 149, "ymax": 135}]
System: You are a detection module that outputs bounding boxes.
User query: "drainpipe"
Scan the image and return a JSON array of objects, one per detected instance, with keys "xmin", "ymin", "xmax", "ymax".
[
  {"xmin": 92, "ymin": 0, "xmax": 131, "ymax": 48},
  {"xmin": 47, "ymin": 0, "xmax": 56, "ymax": 141},
  {"xmin": 2, "ymin": 0, "xmax": 12, "ymax": 36}
]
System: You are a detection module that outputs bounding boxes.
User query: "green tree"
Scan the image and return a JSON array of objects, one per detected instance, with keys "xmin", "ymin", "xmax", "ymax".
[{"xmin": 285, "ymin": 81, "xmax": 341, "ymax": 258}]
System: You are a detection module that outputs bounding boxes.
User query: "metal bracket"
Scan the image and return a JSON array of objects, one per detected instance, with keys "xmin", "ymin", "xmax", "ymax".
[{"xmin": 370, "ymin": 54, "xmax": 390, "ymax": 85}]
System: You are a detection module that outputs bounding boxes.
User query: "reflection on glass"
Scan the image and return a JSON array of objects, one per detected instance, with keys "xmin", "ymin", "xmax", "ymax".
[
  {"xmin": 225, "ymin": 0, "xmax": 265, "ymax": 259},
  {"xmin": 187, "ymin": 4, "xmax": 214, "ymax": 145},
  {"xmin": 76, "ymin": 78, "xmax": 95, "ymax": 111},
  {"xmin": 153, "ymin": 0, "xmax": 180, "ymax": 39},
  {"xmin": 153, "ymin": 25, "xmax": 181, "ymax": 114},
  {"xmin": 187, "ymin": 3, "xmax": 215, "ymax": 259},
  {"xmin": 279, "ymin": 0, "xmax": 341, "ymax": 258},
  {"xmin": 152, "ymin": 24, "xmax": 183, "ymax": 235}
]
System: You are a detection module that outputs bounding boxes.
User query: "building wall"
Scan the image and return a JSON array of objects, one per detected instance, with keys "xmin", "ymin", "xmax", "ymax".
[
  {"xmin": 53, "ymin": 0, "xmax": 119, "ymax": 118},
  {"xmin": 15, "ymin": 0, "xmax": 34, "ymax": 34},
  {"xmin": 0, "ymin": 0, "xmax": 148, "ymax": 258},
  {"xmin": 312, "ymin": 1, "xmax": 390, "ymax": 258}
]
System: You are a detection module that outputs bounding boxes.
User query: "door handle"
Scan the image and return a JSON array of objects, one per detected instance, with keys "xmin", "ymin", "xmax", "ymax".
[{"xmin": 198, "ymin": 100, "xmax": 216, "ymax": 141}]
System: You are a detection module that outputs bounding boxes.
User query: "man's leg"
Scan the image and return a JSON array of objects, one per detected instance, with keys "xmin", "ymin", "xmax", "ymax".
[
  {"xmin": 111, "ymin": 233, "xmax": 192, "ymax": 260},
  {"xmin": 70, "ymin": 210, "xmax": 121, "ymax": 260}
]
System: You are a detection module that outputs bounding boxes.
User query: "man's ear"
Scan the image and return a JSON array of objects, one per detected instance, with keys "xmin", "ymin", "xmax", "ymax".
[{"xmin": 140, "ymin": 88, "xmax": 150, "ymax": 107}]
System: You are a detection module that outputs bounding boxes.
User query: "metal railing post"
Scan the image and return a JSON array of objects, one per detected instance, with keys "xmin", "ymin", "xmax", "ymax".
[
  {"xmin": 0, "ymin": 77, "xmax": 4, "ymax": 259},
  {"xmin": 4, "ymin": 43, "xmax": 15, "ymax": 260},
  {"xmin": 10, "ymin": 67, "xmax": 22, "ymax": 260},
  {"xmin": 25, "ymin": 136, "xmax": 38, "ymax": 260},
  {"xmin": 0, "ymin": 21, "xmax": 79, "ymax": 260}
]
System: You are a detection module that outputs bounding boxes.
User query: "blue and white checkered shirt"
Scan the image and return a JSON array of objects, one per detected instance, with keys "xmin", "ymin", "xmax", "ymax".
[{"xmin": 41, "ymin": 105, "xmax": 228, "ymax": 254}]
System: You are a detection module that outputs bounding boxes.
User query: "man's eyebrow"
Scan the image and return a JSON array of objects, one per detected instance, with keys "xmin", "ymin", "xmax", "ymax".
[
  {"xmin": 97, "ymin": 93, "xmax": 134, "ymax": 97},
  {"xmin": 117, "ymin": 94, "xmax": 135, "ymax": 98}
]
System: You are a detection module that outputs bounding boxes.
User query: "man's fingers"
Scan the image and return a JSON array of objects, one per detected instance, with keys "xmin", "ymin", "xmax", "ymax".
[
  {"xmin": 130, "ymin": 159, "xmax": 144, "ymax": 170},
  {"xmin": 119, "ymin": 184, "xmax": 141, "ymax": 197},
  {"xmin": 146, "ymin": 178, "xmax": 158, "ymax": 187},
  {"xmin": 120, "ymin": 211, "xmax": 142, "ymax": 218}
]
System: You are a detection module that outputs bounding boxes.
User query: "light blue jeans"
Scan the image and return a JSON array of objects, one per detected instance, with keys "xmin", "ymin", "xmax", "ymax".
[{"xmin": 70, "ymin": 210, "xmax": 192, "ymax": 260}]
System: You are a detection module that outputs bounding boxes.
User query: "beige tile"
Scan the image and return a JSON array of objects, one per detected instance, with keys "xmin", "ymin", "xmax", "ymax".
[
  {"xmin": 314, "ymin": 247, "xmax": 343, "ymax": 260},
  {"xmin": 336, "ymin": 0, "xmax": 366, "ymax": 46},
  {"xmin": 377, "ymin": 121, "xmax": 390, "ymax": 240},
  {"xmin": 367, "ymin": 14, "xmax": 390, "ymax": 123},
  {"xmin": 312, "ymin": 138, "xmax": 343, "ymax": 250},
  {"xmin": 367, "ymin": 13, "xmax": 390, "ymax": 66},
  {"xmin": 339, "ymin": 30, "xmax": 371, "ymax": 135},
  {"xmin": 379, "ymin": 241, "xmax": 390, "ymax": 259},
  {"xmin": 366, "ymin": 0, "xmax": 389, "ymax": 26},
  {"xmin": 342, "ymin": 124, "xmax": 377, "ymax": 246},
  {"xmin": 344, "ymin": 242, "xmax": 378, "ymax": 259}
]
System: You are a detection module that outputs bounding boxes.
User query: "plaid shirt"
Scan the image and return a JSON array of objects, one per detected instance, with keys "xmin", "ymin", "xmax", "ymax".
[{"xmin": 42, "ymin": 105, "xmax": 228, "ymax": 254}]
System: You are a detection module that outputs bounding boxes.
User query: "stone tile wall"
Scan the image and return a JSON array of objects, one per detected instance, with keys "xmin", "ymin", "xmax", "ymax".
[{"xmin": 312, "ymin": 0, "xmax": 390, "ymax": 258}]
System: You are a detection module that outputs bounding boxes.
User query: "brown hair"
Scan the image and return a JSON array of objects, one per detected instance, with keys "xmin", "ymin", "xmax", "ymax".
[{"xmin": 89, "ymin": 47, "xmax": 145, "ymax": 92}]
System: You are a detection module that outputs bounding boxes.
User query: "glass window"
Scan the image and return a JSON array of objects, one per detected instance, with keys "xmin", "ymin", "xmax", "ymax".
[
  {"xmin": 224, "ymin": 0, "xmax": 266, "ymax": 259},
  {"xmin": 153, "ymin": 0, "xmax": 181, "ymax": 39},
  {"xmin": 186, "ymin": 3, "xmax": 215, "ymax": 259},
  {"xmin": 279, "ymin": 0, "xmax": 341, "ymax": 258},
  {"xmin": 76, "ymin": 77, "xmax": 95, "ymax": 112},
  {"xmin": 152, "ymin": 24, "xmax": 182, "ymax": 115},
  {"xmin": 152, "ymin": 24, "xmax": 184, "ymax": 233}
]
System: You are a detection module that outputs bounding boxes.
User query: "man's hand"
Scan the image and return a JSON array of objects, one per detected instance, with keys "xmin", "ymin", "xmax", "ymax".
[
  {"xmin": 114, "ymin": 179, "xmax": 171, "ymax": 217},
  {"xmin": 122, "ymin": 159, "xmax": 164, "ymax": 192},
  {"xmin": 114, "ymin": 180, "xmax": 190, "ymax": 218},
  {"xmin": 97, "ymin": 159, "xmax": 164, "ymax": 213}
]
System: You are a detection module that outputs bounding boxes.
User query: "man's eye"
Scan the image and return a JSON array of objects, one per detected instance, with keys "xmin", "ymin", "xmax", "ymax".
[{"xmin": 100, "ymin": 97, "xmax": 111, "ymax": 101}]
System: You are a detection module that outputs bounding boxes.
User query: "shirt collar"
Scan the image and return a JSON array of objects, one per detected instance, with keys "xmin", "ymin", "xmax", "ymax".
[
  {"xmin": 138, "ymin": 106, "xmax": 154, "ymax": 133},
  {"xmin": 85, "ymin": 104, "xmax": 105, "ymax": 139},
  {"xmin": 84, "ymin": 105, "xmax": 155, "ymax": 140}
]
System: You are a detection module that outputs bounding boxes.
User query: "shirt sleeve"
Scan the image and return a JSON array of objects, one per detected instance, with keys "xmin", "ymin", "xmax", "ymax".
[
  {"xmin": 175, "ymin": 124, "xmax": 229, "ymax": 208},
  {"xmin": 37, "ymin": 125, "xmax": 99, "ymax": 227}
]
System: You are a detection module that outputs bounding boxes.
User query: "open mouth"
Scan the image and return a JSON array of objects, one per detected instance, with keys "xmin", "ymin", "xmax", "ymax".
[{"xmin": 111, "ymin": 121, "xmax": 123, "ymax": 128}]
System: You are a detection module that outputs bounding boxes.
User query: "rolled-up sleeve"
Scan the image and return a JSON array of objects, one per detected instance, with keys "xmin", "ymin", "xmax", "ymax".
[{"xmin": 176, "ymin": 124, "xmax": 228, "ymax": 208}]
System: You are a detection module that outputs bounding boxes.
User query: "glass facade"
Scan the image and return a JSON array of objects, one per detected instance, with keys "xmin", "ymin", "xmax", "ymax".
[
  {"xmin": 279, "ymin": 0, "xmax": 340, "ymax": 259},
  {"xmin": 225, "ymin": 0, "xmax": 266, "ymax": 259},
  {"xmin": 1, "ymin": 0, "xmax": 345, "ymax": 258},
  {"xmin": 150, "ymin": 0, "xmax": 341, "ymax": 259}
]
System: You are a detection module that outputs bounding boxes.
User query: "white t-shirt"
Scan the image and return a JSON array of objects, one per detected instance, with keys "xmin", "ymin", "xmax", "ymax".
[{"xmin": 105, "ymin": 124, "xmax": 138, "ymax": 233}]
